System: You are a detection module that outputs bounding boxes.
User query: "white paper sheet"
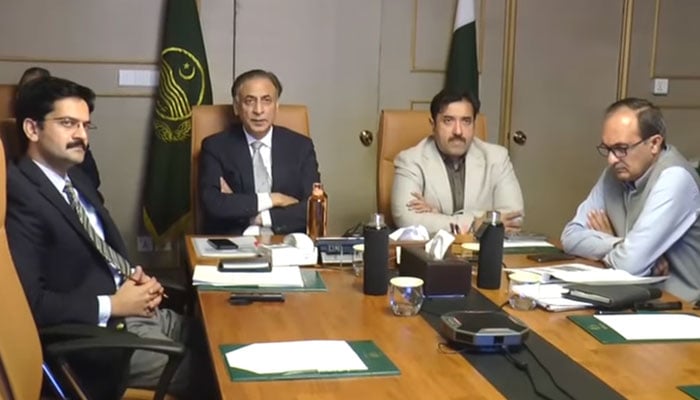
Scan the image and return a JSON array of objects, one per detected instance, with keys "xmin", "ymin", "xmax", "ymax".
[
  {"xmin": 461, "ymin": 240, "xmax": 556, "ymax": 251},
  {"xmin": 595, "ymin": 314, "xmax": 700, "ymax": 340},
  {"xmin": 225, "ymin": 340, "xmax": 368, "ymax": 374},
  {"xmin": 504, "ymin": 263, "xmax": 669, "ymax": 285},
  {"xmin": 192, "ymin": 236, "xmax": 259, "ymax": 258},
  {"xmin": 192, "ymin": 265, "xmax": 304, "ymax": 287}
]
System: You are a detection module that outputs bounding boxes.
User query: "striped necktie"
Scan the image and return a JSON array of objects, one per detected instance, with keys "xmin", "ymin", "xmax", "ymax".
[
  {"xmin": 63, "ymin": 180, "xmax": 131, "ymax": 279},
  {"xmin": 251, "ymin": 140, "xmax": 271, "ymax": 192}
]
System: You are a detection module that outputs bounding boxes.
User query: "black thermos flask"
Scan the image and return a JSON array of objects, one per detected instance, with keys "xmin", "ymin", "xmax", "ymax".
[
  {"xmin": 476, "ymin": 211, "xmax": 505, "ymax": 289},
  {"xmin": 363, "ymin": 213, "xmax": 389, "ymax": 295}
]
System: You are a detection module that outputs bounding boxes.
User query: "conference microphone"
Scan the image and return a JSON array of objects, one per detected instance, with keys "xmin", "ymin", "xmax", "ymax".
[{"xmin": 563, "ymin": 284, "xmax": 662, "ymax": 309}]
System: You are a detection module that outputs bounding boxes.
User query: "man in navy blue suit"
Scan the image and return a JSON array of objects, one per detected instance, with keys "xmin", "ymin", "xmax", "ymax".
[{"xmin": 198, "ymin": 69, "xmax": 321, "ymax": 234}]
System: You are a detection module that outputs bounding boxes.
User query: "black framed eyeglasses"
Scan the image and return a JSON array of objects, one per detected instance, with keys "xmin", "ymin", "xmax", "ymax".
[
  {"xmin": 40, "ymin": 117, "xmax": 97, "ymax": 132},
  {"xmin": 596, "ymin": 138, "xmax": 645, "ymax": 158}
]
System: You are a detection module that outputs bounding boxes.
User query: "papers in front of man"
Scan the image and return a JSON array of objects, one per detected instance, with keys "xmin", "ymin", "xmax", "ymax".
[
  {"xmin": 192, "ymin": 236, "xmax": 258, "ymax": 258},
  {"xmin": 225, "ymin": 340, "xmax": 368, "ymax": 375},
  {"xmin": 505, "ymin": 263, "xmax": 669, "ymax": 285},
  {"xmin": 595, "ymin": 313, "xmax": 700, "ymax": 341},
  {"xmin": 512, "ymin": 283, "xmax": 593, "ymax": 312},
  {"xmin": 461, "ymin": 239, "xmax": 555, "ymax": 251},
  {"xmin": 192, "ymin": 265, "xmax": 304, "ymax": 287}
]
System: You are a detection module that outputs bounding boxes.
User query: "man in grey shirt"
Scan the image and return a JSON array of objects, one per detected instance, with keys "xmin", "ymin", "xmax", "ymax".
[{"xmin": 561, "ymin": 98, "xmax": 700, "ymax": 301}]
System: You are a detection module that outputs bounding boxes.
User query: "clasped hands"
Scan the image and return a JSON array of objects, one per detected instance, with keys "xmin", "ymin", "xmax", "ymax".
[
  {"xmin": 110, "ymin": 266, "xmax": 165, "ymax": 318},
  {"xmin": 406, "ymin": 192, "xmax": 524, "ymax": 233}
]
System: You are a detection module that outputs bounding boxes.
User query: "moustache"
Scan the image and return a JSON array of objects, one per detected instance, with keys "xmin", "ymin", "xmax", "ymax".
[
  {"xmin": 66, "ymin": 141, "xmax": 87, "ymax": 150},
  {"xmin": 449, "ymin": 137, "xmax": 466, "ymax": 143}
]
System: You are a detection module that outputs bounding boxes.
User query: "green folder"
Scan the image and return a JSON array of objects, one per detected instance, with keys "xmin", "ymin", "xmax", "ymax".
[
  {"xmin": 503, "ymin": 246, "xmax": 563, "ymax": 255},
  {"xmin": 219, "ymin": 340, "xmax": 400, "ymax": 382},
  {"xmin": 679, "ymin": 385, "xmax": 700, "ymax": 399},
  {"xmin": 568, "ymin": 315, "xmax": 700, "ymax": 344},
  {"xmin": 196, "ymin": 269, "xmax": 327, "ymax": 292}
]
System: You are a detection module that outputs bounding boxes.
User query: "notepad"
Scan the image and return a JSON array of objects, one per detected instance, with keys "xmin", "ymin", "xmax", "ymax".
[
  {"xmin": 192, "ymin": 265, "xmax": 304, "ymax": 287},
  {"xmin": 225, "ymin": 340, "xmax": 368, "ymax": 375},
  {"xmin": 192, "ymin": 236, "xmax": 258, "ymax": 258},
  {"xmin": 595, "ymin": 314, "xmax": 700, "ymax": 341}
]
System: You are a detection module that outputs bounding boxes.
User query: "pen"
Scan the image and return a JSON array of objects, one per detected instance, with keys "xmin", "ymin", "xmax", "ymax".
[{"xmin": 595, "ymin": 310, "xmax": 635, "ymax": 315}]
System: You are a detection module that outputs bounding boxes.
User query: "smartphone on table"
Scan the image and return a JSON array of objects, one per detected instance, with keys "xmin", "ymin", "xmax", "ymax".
[{"xmin": 207, "ymin": 238, "xmax": 239, "ymax": 250}]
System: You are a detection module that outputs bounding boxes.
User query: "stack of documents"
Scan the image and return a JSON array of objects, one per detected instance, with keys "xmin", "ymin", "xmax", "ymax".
[
  {"xmin": 192, "ymin": 265, "xmax": 304, "ymax": 287},
  {"xmin": 192, "ymin": 236, "xmax": 258, "ymax": 258},
  {"xmin": 505, "ymin": 263, "xmax": 669, "ymax": 285},
  {"xmin": 512, "ymin": 283, "xmax": 592, "ymax": 311},
  {"xmin": 225, "ymin": 340, "xmax": 368, "ymax": 375}
]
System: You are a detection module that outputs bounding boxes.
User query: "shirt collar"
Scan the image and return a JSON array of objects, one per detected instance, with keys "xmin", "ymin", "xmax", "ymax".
[
  {"xmin": 244, "ymin": 126, "xmax": 274, "ymax": 148},
  {"xmin": 32, "ymin": 160, "xmax": 70, "ymax": 194},
  {"xmin": 434, "ymin": 141, "xmax": 466, "ymax": 171},
  {"xmin": 623, "ymin": 148, "xmax": 666, "ymax": 191}
]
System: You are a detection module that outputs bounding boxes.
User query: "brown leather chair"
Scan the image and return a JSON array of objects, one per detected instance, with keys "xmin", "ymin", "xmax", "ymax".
[
  {"xmin": 0, "ymin": 84, "xmax": 17, "ymax": 119},
  {"xmin": 376, "ymin": 110, "xmax": 487, "ymax": 228},
  {"xmin": 0, "ymin": 145, "xmax": 183, "ymax": 399},
  {"xmin": 190, "ymin": 104, "xmax": 310, "ymax": 231},
  {"xmin": 0, "ymin": 118, "xmax": 22, "ymax": 163}
]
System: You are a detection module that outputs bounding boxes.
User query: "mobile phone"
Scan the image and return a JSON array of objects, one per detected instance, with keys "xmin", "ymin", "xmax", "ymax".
[
  {"xmin": 207, "ymin": 238, "xmax": 239, "ymax": 250},
  {"xmin": 526, "ymin": 253, "xmax": 576, "ymax": 263}
]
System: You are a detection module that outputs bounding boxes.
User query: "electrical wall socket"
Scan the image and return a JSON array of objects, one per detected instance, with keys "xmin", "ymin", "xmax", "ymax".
[
  {"xmin": 652, "ymin": 78, "xmax": 669, "ymax": 95},
  {"xmin": 137, "ymin": 236, "xmax": 154, "ymax": 252}
]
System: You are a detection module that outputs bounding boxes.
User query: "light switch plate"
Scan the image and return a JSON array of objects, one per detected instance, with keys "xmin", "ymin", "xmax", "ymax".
[{"xmin": 652, "ymin": 78, "xmax": 669, "ymax": 95}]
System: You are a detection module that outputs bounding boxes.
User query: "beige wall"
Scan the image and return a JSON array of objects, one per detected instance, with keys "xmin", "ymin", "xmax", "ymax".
[
  {"xmin": 1, "ymin": 0, "xmax": 698, "ymax": 263},
  {"xmin": 627, "ymin": 0, "xmax": 700, "ymax": 159}
]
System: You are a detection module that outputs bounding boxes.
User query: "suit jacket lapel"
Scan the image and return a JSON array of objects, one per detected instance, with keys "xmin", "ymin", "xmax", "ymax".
[
  {"xmin": 422, "ymin": 139, "xmax": 454, "ymax": 214},
  {"xmin": 18, "ymin": 158, "xmax": 93, "ymax": 246},
  {"xmin": 464, "ymin": 144, "xmax": 486, "ymax": 211},
  {"xmin": 228, "ymin": 125, "xmax": 256, "ymax": 191},
  {"xmin": 270, "ymin": 127, "xmax": 285, "ymax": 191}
]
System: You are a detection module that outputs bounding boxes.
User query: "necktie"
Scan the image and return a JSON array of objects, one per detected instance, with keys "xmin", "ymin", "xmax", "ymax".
[
  {"xmin": 63, "ymin": 180, "xmax": 131, "ymax": 279},
  {"xmin": 251, "ymin": 141, "xmax": 271, "ymax": 193}
]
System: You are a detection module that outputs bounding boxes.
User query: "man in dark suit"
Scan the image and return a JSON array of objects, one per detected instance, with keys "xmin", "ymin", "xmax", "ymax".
[
  {"xmin": 198, "ymin": 69, "xmax": 321, "ymax": 235},
  {"xmin": 6, "ymin": 77, "xmax": 211, "ymax": 399}
]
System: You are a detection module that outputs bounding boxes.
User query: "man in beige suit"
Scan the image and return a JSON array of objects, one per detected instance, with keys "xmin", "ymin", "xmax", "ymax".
[{"xmin": 391, "ymin": 90, "xmax": 524, "ymax": 234}]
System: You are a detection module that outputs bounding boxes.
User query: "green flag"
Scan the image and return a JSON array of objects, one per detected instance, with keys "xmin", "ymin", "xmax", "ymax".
[
  {"xmin": 445, "ymin": 0, "xmax": 479, "ymax": 97},
  {"xmin": 143, "ymin": 0, "xmax": 212, "ymax": 241}
]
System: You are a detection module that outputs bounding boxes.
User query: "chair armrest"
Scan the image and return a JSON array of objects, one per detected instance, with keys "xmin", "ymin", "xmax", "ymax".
[
  {"xmin": 45, "ymin": 335, "xmax": 185, "ymax": 400},
  {"xmin": 40, "ymin": 323, "xmax": 130, "ymax": 343}
]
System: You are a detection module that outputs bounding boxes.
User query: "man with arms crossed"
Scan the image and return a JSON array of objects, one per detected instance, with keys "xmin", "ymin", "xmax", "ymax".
[
  {"xmin": 7, "ymin": 77, "xmax": 212, "ymax": 399},
  {"xmin": 391, "ymin": 89, "xmax": 524, "ymax": 234},
  {"xmin": 198, "ymin": 69, "xmax": 320, "ymax": 235},
  {"xmin": 561, "ymin": 98, "xmax": 700, "ymax": 301}
]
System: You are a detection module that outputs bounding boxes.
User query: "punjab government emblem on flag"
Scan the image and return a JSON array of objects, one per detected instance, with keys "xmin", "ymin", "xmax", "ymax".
[
  {"xmin": 143, "ymin": 0, "xmax": 212, "ymax": 241},
  {"xmin": 445, "ymin": 0, "xmax": 479, "ymax": 97}
]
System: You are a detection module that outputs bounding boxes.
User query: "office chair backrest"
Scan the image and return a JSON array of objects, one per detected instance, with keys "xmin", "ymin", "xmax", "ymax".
[
  {"xmin": 0, "ymin": 85, "xmax": 17, "ymax": 119},
  {"xmin": 190, "ymin": 104, "xmax": 310, "ymax": 232},
  {"xmin": 0, "ymin": 143, "xmax": 44, "ymax": 400},
  {"xmin": 0, "ymin": 118, "xmax": 22, "ymax": 164},
  {"xmin": 376, "ymin": 109, "xmax": 487, "ymax": 228}
]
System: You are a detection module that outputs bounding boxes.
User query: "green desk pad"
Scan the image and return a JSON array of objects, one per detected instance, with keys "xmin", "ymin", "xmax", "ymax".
[
  {"xmin": 568, "ymin": 314, "xmax": 700, "ymax": 344},
  {"xmin": 196, "ymin": 269, "xmax": 327, "ymax": 292},
  {"xmin": 503, "ymin": 246, "xmax": 563, "ymax": 255},
  {"xmin": 219, "ymin": 340, "xmax": 400, "ymax": 381},
  {"xmin": 679, "ymin": 385, "xmax": 700, "ymax": 399}
]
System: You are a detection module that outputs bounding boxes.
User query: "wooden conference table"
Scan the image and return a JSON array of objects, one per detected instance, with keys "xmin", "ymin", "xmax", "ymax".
[{"xmin": 186, "ymin": 236, "xmax": 700, "ymax": 400}]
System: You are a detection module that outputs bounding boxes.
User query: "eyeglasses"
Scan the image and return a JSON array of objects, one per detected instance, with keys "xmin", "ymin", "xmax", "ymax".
[
  {"xmin": 40, "ymin": 117, "xmax": 97, "ymax": 132},
  {"xmin": 596, "ymin": 138, "xmax": 645, "ymax": 158}
]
